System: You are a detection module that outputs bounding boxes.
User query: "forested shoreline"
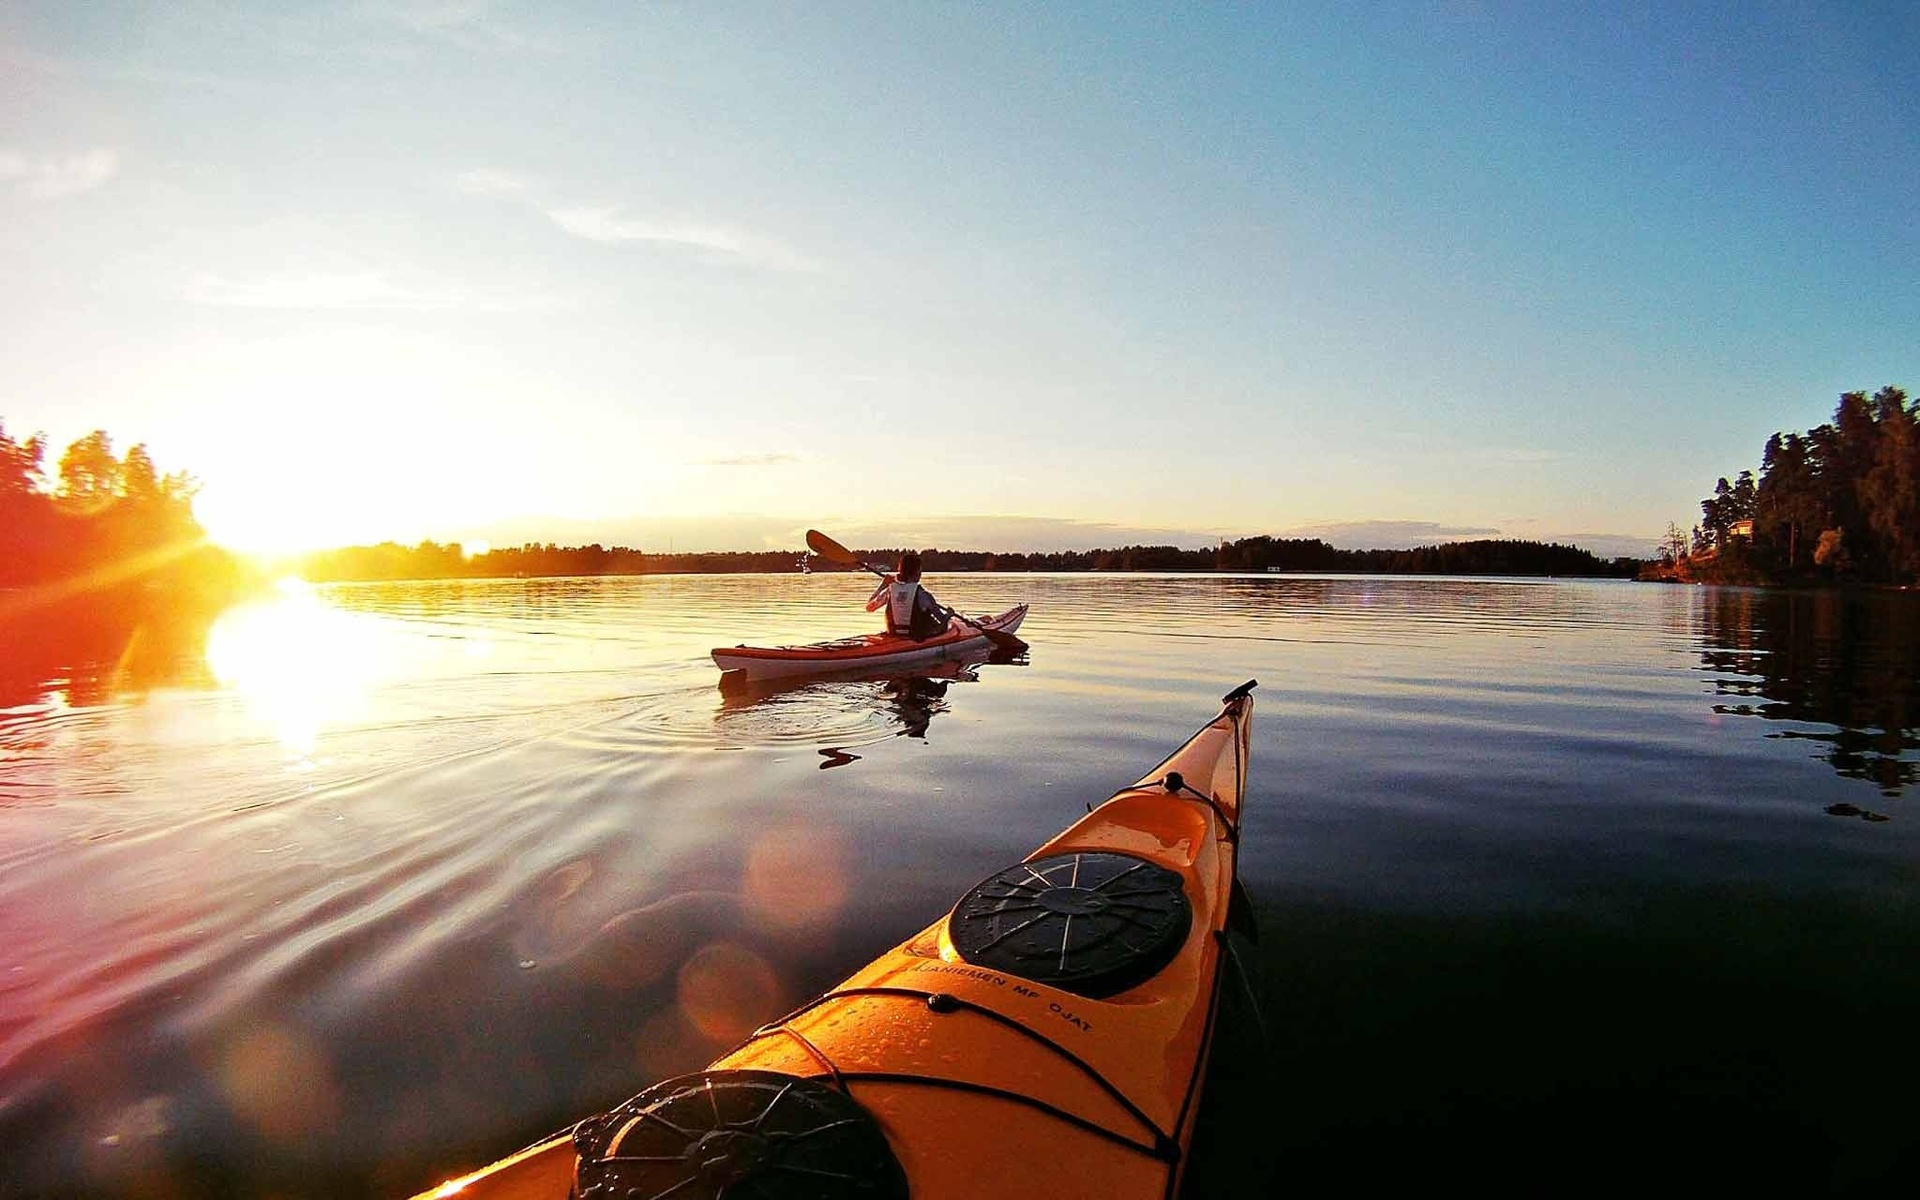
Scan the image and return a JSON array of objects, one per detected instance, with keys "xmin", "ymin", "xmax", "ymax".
[
  {"xmin": 0, "ymin": 418, "xmax": 1642, "ymax": 591},
  {"xmin": 1, "ymin": 425, "xmax": 215, "ymax": 585},
  {"xmin": 2, "ymin": 423, "xmax": 246, "ymax": 702},
  {"xmin": 299, "ymin": 535, "xmax": 1638, "ymax": 582},
  {"xmin": 1652, "ymin": 385, "xmax": 1919, "ymax": 585}
]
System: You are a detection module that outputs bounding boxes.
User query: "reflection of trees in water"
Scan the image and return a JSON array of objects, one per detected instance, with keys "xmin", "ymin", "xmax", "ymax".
[
  {"xmin": 325, "ymin": 576, "xmax": 639, "ymax": 626},
  {"xmin": 0, "ymin": 590, "xmax": 219, "ymax": 709},
  {"xmin": 3, "ymin": 423, "xmax": 232, "ymax": 709},
  {"xmin": 1700, "ymin": 588, "xmax": 1920, "ymax": 797}
]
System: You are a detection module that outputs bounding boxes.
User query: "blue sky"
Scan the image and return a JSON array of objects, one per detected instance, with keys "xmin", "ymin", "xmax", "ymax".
[{"xmin": 2, "ymin": 2, "xmax": 1915, "ymax": 557}]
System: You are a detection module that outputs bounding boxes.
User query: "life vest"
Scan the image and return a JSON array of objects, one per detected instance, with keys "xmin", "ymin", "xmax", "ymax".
[
  {"xmin": 886, "ymin": 579, "xmax": 918, "ymax": 634},
  {"xmin": 865, "ymin": 576, "xmax": 919, "ymax": 635}
]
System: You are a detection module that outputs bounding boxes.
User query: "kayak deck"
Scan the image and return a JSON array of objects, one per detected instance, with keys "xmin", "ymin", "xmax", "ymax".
[
  {"xmin": 412, "ymin": 681, "xmax": 1254, "ymax": 1200},
  {"xmin": 712, "ymin": 603, "xmax": 1028, "ymax": 680}
]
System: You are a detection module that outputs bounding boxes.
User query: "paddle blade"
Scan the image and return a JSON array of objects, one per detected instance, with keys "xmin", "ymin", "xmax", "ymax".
[{"xmin": 806, "ymin": 529, "xmax": 861, "ymax": 565}]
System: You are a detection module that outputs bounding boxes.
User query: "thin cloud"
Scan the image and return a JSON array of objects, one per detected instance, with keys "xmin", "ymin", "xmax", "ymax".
[
  {"xmin": 94, "ymin": 64, "xmax": 258, "ymax": 91},
  {"xmin": 1487, "ymin": 448, "xmax": 1563, "ymax": 465},
  {"xmin": 182, "ymin": 271, "xmax": 560, "ymax": 312},
  {"xmin": 546, "ymin": 206, "xmax": 820, "ymax": 272},
  {"xmin": 355, "ymin": 1, "xmax": 565, "ymax": 54},
  {"xmin": 452, "ymin": 514, "xmax": 1225, "ymax": 556},
  {"xmin": 1496, "ymin": 518, "xmax": 1659, "ymax": 558},
  {"xmin": 0, "ymin": 148, "xmax": 118, "ymax": 199},
  {"xmin": 455, "ymin": 168, "xmax": 530, "ymax": 197},
  {"xmin": 700, "ymin": 453, "xmax": 800, "ymax": 468},
  {"xmin": 826, "ymin": 515, "xmax": 1226, "ymax": 553},
  {"xmin": 462, "ymin": 514, "xmax": 809, "ymax": 555},
  {"xmin": 1285, "ymin": 518, "xmax": 1655, "ymax": 558},
  {"xmin": 452, "ymin": 512, "xmax": 1660, "ymax": 559},
  {"xmin": 455, "ymin": 168, "xmax": 821, "ymax": 273},
  {"xmin": 1531, "ymin": 532, "xmax": 1661, "ymax": 559},
  {"xmin": 1284, "ymin": 520, "xmax": 1503, "ymax": 550}
]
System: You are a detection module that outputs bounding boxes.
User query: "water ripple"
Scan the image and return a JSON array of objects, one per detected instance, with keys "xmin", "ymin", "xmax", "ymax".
[{"xmin": 3, "ymin": 574, "xmax": 1918, "ymax": 1197}]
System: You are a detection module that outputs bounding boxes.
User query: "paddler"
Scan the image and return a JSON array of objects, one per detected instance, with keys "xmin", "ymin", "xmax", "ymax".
[{"xmin": 864, "ymin": 549, "xmax": 952, "ymax": 640}]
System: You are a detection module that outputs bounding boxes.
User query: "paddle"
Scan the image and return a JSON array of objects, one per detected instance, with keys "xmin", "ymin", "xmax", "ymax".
[{"xmin": 805, "ymin": 529, "xmax": 1028, "ymax": 653}]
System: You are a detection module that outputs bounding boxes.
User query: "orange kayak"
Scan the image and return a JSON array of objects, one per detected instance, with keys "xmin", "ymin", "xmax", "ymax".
[{"xmin": 413, "ymin": 680, "xmax": 1257, "ymax": 1200}]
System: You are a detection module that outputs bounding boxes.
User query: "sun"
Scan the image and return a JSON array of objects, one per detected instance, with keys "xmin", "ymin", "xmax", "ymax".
[
  {"xmin": 192, "ymin": 464, "xmax": 462, "ymax": 557},
  {"xmin": 194, "ymin": 480, "xmax": 343, "ymax": 556},
  {"xmin": 178, "ymin": 354, "xmax": 519, "ymax": 556}
]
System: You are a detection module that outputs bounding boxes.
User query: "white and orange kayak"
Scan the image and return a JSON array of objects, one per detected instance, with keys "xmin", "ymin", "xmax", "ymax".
[
  {"xmin": 411, "ymin": 680, "xmax": 1257, "ymax": 1200},
  {"xmin": 712, "ymin": 604, "xmax": 1029, "ymax": 681}
]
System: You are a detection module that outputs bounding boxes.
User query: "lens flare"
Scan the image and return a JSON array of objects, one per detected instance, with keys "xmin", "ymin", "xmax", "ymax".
[
  {"xmin": 743, "ymin": 822, "xmax": 849, "ymax": 938},
  {"xmin": 675, "ymin": 942, "xmax": 780, "ymax": 1044},
  {"xmin": 219, "ymin": 1023, "xmax": 340, "ymax": 1142}
]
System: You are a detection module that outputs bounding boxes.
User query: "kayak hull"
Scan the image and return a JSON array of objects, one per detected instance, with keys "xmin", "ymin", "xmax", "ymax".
[
  {"xmin": 712, "ymin": 603, "xmax": 1028, "ymax": 681},
  {"xmin": 412, "ymin": 681, "xmax": 1255, "ymax": 1200}
]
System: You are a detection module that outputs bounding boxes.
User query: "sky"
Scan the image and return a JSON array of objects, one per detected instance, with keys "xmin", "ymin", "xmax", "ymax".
[{"xmin": 2, "ymin": 2, "xmax": 1916, "ymax": 559}]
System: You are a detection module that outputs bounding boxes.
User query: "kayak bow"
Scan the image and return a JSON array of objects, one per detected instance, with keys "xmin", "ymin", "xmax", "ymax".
[
  {"xmin": 414, "ymin": 680, "xmax": 1257, "ymax": 1200},
  {"xmin": 712, "ymin": 603, "xmax": 1029, "ymax": 682}
]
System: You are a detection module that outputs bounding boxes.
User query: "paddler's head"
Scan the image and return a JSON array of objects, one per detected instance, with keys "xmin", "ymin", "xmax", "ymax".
[{"xmin": 898, "ymin": 550, "xmax": 922, "ymax": 582}]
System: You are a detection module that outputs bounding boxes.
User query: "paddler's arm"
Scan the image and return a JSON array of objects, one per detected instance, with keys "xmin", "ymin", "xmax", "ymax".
[
  {"xmin": 920, "ymin": 590, "xmax": 953, "ymax": 624},
  {"xmin": 865, "ymin": 574, "xmax": 895, "ymax": 611}
]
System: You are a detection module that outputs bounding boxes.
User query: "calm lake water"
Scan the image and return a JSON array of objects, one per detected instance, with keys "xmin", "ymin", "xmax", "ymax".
[{"xmin": 3, "ymin": 573, "xmax": 1918, "ymax": 1197}]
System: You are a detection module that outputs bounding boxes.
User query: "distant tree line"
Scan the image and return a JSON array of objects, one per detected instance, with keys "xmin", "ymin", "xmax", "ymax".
[
  {"xmin": 300, "ymin": 542, "xmax": 807, "ymax": 581},
  {"xmin": 892, "ymin": 538, "xmax": 1632, "ymax": 576},
  {"xmin": 1662, "ymin": 386, "xmax": 1919, "ymax": 584},
  {"xmin": 299, "ymin": 534, "xmax": 1635, "ymax": 582}
]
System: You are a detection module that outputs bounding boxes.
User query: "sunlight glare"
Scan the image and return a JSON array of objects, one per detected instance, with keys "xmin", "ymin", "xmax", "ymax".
[{"xmin": 205, "ymin": 580, "xmax": 406, "ymax": 753}]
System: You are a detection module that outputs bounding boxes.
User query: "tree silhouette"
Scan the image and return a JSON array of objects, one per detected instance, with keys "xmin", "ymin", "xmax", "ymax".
[
  {"xmin": 1861, "ymin": 386, "xmax": 1919, "ymax": 581},
  {"xmin": 121, "ymin": 443, "xmax": 159, "ymax": 504},
  {"xmin": 56, "ymin": 429, "xmax": 123, "ymax": 515},
  {"xmin": 1, "ymin": 421, "xmax": 45, "ymax": 496},
  {"xmin": 0, "ymin": 421, "xmax": 214, "ymax": 587},
  {"xmin": 0, "ymin": 420, "xmax": 240, "ymax": 707}
]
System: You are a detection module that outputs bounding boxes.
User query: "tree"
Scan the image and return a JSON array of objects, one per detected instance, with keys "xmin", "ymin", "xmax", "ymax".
[
  {"xmin": 0, "ymin": 421, "xmax": 46, "ymax": 497},
  {"xmin": 1701, "ymin": 479, "xmax": 1727, "ymax": 547},
  {"xmin": 1730, "ymin": 470, "xmax": 1756, "ymax": 522},
  {"xmin": 1756, "ymin": 431, "xmax": 1818, "ymax": 572},
  {"xmin": 1700, "ymin": 471, "xmax": 1758, "ymax": 551},
  {"xmin": 57, "ymin": 429, "xmax": 122, "ymax": 514},
  {"xmin": 1832, "ymin": 390, "xmax": 1881, "ymax": 564},
  {"xmin": 121, "ymin": 443, "xmax": 160, "ymax": 505},
  {"xmin": 1860, "ymin": 386, "xmax": 1919, "ymax": 581},
  {"xmin": 1662, "ymin": 523, "xmax": 1689, "ymax": 564}
]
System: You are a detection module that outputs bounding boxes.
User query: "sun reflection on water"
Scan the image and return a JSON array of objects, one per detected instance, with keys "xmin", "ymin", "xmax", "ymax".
[{"xmin": 204, "ymin": 578, "xmax": 407, "ymax": 754}]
